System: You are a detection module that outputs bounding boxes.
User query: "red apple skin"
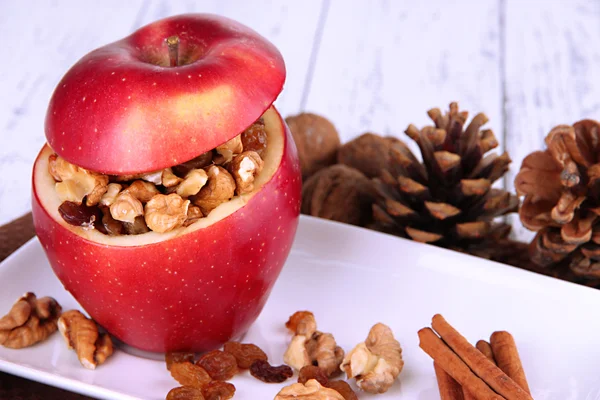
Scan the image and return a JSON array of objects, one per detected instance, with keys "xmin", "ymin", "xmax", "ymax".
[
  {"xmin": 45, "ymin": 14, "xmax": 285, "ymax": 175},
  {"xmin": 32, "ymin": 110, "xmax": 301, "ymax": 353}
]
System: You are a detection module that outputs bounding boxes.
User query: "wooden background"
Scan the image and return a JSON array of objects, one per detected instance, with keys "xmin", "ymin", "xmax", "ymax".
[{"xmin": 2, "ymin": 0, "xmax": 600, "ymax": 242}]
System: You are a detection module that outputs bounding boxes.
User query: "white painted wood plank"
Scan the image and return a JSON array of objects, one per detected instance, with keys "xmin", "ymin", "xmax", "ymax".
[
  {"xmin": 305, "ymin": 0, "xmax": 504, "ymax": 155},
  {"xmin": 0, "ymin": 1, "xmax": 144, "ymax": 226},
  {"xmin": 504, "ymin": 0, "xmax": 600, "ymax": 242},
  {"xmin": 133, "ymin": 0, "xmax": 325, "ymax": 118},
  {"xmin": 0, "ymin": 0, "xmax": 323, "ymax": 226}
]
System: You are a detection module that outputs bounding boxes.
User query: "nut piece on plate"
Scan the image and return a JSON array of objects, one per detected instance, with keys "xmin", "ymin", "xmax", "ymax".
[
  {"xmin": 215, "ymin": 135, "xmax": 243, "ymax": 164},
  {"xmin": 275, "ymin": 379, "xmax": 345, "ymax": 400},
  {"xmin": 99, "ymin": 183, "xmax": 123, "ymax": 207},
  {"xmin": 285, "ymin": 113, "xmax": 341, "ymax": 180},
  {"xmin": 302, "ymin": 165, "xmax": 375, "ymax": 227},
  {"xmin": 228, "ymin": 151, "xmax": 264, "ymax": 195},
  {"xmin": 341, "ymin": 323, "xmax": 403, "ymax": 394},
  {"xmin": 175, "ymin": 169, "xmax": 208, "ymax": 198},
  {"xmin": 110, "ymin": 191, "xmax": 144, "ymax": 223},
  {"xmin": 0, "ymin": 292, "xmax": 62, "ymax": 349},
  {"xmin": 284, "ymin": 311, "xmax": 344, "ymax": 377},
  {"xmin": 50, "ymin": 154, "xmax": 109, "ymax": 206},
  {"xmin": 191, "ymin": 165, "xmax": 236, "ymax": 215},
  {"xmin": 58, "ymin": 310, "xmax": 113, "ymax": 370},
  {"xmin": 145, "ymin": 194, "xmax": 190, "ymax": 233},
  {"xmin": 124, "ymin": 180, "xmax": 160, "ymax": 203}
]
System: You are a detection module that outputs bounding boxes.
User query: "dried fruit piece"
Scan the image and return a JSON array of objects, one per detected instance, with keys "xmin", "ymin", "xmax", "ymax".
[
  {"xmin": 191, "ymin": 165, "xmax": 235, "ymax": 215},
  {"xmin": 325, "ymin": 381, "xmax": 358, "ymax": 400},
  {"xmin": 58, "ymin": 310, "xmax": 113, "ymax": 370},
  {"xmin": 123, "ymin": 216, "xmax": 150, "ymax": 235},
  {"xmin": 166, "ymin": 352, "xmax": 196, "ymax": 370},
  {"xmin": 229, "ymin": 151, "xmax": 264, "ymax": 195},
  {"xmin": 275, "ymin": 379, "xmax": 345, "ymax": 400},
  {"xmin": 100, "ymin": 208, "xmax": 124, "ymax": 235},
  {"xmin": 58, "ymin": 201, "xmax": 102, "ymax": 230},
  {"xmin": 144, "ymin": 193, "xmax": 190, "ymax": 233},
  {"xmin": 173, "ymin": 151, "xmax": 214, "ymax": 176},
  {"xmin": 341, "ymin": 323, "xmax": 403, "ymax": 394},
  {"xmin": 170, "ymin": 362, "xmax": 212, "ymax": 389},
  {"xmin": 298, "ymin": 365, "xmax": 329, "ymax": 386},
  {"xmin": 241, "ymin": 119, "xmax": 268, "ymax": 157},
  {"xmin": 196, "ymin": 349, "xmax": 238, "ymax": 381},
  {"xmin": 202, "ymin": 381, "xmax": 236, "ymax": 400},
  {"xmin": 223, "ymin": 341, "xmax": 268, "ymax": 369},
  {"xmin": 166, "ymin": 386, "xmax": 205, "ymax": 400},
  {"xmin": 250, "ymin": 359, "xmax": 293, "ymax": 383},
  {"xmin": 286, "ymin": 311, "xmax": 317, "ymax": 337},
  {"xmin": 110, "ymin": 191, "xmax": 143, "ymax": 223}
]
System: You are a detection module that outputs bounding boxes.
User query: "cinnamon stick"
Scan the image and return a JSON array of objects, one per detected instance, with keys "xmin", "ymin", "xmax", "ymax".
[
  {"xmin": 418, "ymin": 328, "xmax": 503, "ymax": 400},
  {"xmin": 490, "ymin": 331, "xmax": 530, "ymax": 395},
  {"xmin": 431, "ymin": 314, "xmax": 532, "ymax": 400},
  {"xmin": 435, "ymin": 362, "xmax": 465, "ymax": 400},
  {"xmin": 464, "ymin": 341, "xmax": 497, "ymax": 400}
]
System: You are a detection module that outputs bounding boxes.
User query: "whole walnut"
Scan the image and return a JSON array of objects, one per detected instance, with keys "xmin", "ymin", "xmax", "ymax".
[
  {"xmin": 337, "ymin": 133, "xmax": 403, "ymax": 178},
  {"xmin": 302, "ymin": 165, "xmax": 375, "ymax": 227},
  {"xmin": 285, "ymin": 113, "xmax": 341, "ymax": 180}
]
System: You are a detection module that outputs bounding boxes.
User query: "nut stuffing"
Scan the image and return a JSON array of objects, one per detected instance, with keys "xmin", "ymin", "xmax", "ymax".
[{"xmin": 48, "ymin": 119, "xmax": 267, "ymax": 235}]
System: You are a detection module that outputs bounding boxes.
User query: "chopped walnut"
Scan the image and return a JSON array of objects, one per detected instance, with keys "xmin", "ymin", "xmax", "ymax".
[
  {"xmin": 110, "ymin": 191, "xmax": 144, "ymax": 223},
  {"xmin": 283, "ymin": 334, "xmax": 310, "ymax": 371},
  {"xmin": 229, "ymin": 151, "xmax": 264, "ymax": 195},
  {"xmin": 191, "ymin": 165, "xmax": 235, "ymax": 215},
  {"xmin": 58, "ymin": 310, "xmax": 113, "ymax": 370},
  {"xmin": 215, "ymin": 135, "xmax": 243, "ymax": 164},
  {"xmin": 284, "ymin": 312, "xmax": 343, "ymax": 377},
  {"xmin": 145, "ymin": 194, "xmax": 190, "ymax": 233},
  {"xmin": 241, "ymin": 119, "xmax": 268, "ymax": 157},
  {"xmin": 51, "ymin": 154, "xmax": 109, "ymax": 206},
  {"xmin": 162, "ymin": 168, "xmax": 182, "ymax": 187},
  {"xmin": 184, "ymin": 205, "xmax": 204, "ymax": 227},
  {"xmin": 175, "ymin": 169, "xmax": 208, "ymax": 197},
  {"xmin": 341, "ymin": 323, "xmax": 403, "ymax": 394},
  {"xmin": 99, "ymin": 183, "xmax": 122, "ymax": 207},
  {"xmin": 275, "ymin": 379, "xmax": 345, "ymax": 400},
  {"xmin": 0, "ymin": 293, "xmax": 62, "ymax": 349},
  {"xmin": 113, "ymin": 170, "xmax": 163, "ymax": 185},
  {"xmin": 124, "ymin": 180, "xmax": 160, "ymax": 203}
]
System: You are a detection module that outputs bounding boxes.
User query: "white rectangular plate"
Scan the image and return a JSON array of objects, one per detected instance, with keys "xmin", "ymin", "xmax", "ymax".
[{"xmin": 1, "ymin": 216, "xmax": 599, "ymax": 399}]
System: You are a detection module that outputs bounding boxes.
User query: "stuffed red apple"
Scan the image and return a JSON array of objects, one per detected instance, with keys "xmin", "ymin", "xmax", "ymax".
[{"xmin": 31, "ymin": 14, "xmax": 301, "ymax": 353}]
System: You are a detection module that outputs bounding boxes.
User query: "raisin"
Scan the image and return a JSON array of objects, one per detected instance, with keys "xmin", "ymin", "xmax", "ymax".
[
  {"xmin": 170, "ymin": 362, "xmax": 211, "ymax": 389},
  {"xmin": 123, "ymin": 215, "xmax": 150, "ymax": 234},
  {"xmin": 100, "ymin": 207, "xmax": 123, "ymax": 235},
  {"xmin": 241, "ymin": 120, "xmax": 267, "ymax": 157},
  {"xmin": 173, "ymin": 152, "xmax": 213, "ymax": 177},
  {"xmin": 58, "ymin": 201, "xmax": 102, "ymax": 228},
  {"xmin": 166, "ymin": 386, "xmax": 205, "ymax": 400},
  {"xmin": 325, "ymin": 381, "xmax": 358, "ymax": 400},
  {"xmin": 202, "ymin": 381, "xmax": 235, "ymax": 400},
  {"xmin": 196, "ymin": 350, "xmax": 238, "ymax": 381},
  {"xmin": 223, "ymin": 341, "xmax": 268, "ymax": 369},
  {"xmin": 249, "ymin": 359, "xmax": 293, "ymax": 383},
  {"xmin": 298, "ymin": 365, "xmax": 329, "ymax": 386},
  {"xmin": 166, "ymin": 352, "xmax": 196, "ymax": 371}
]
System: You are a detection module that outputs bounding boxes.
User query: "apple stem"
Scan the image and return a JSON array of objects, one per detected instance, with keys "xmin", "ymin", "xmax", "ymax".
[{"xmin": 167, "ymin": 35, "xmax": 180, "ymax": 67}]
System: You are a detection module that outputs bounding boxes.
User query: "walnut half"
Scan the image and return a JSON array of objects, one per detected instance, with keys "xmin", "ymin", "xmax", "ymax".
[
  {"xmin": 144, "ymin": 194, "xmax": 190, "ymax": 233},
  {"xmin": 191, "ymin": 165, "xmax": 235, "ymax": 215},
  {"xmin": 341, "ymin": 323, "xmax": 403, "ymax": 394},
  {"xmin": 275, "ymin": 379, "xmax": 345, "ymax": 400},
  {"xmin": 58, "ymin": 310, "xmax": 113, "ymax": 370},
  {"xmin": 229, "ymin": 151, "xmax": 264, "ymax": 195}
]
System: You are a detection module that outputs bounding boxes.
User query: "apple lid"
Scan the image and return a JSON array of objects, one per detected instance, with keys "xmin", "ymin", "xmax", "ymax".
[{"xmin": 45, "ymin": 14, "xmax": 285, "ymax": 174}]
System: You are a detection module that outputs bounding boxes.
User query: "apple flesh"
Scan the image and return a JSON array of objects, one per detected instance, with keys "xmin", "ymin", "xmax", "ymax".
[{"xmin": 32, "ymin": 107, "xmax": 301, "ymax": 352}]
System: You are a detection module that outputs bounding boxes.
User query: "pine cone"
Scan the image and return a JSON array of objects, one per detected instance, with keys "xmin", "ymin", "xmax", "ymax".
[
  {"xmin": 515, "ymin": 119, "xmax": 600, "ymax": 279},
  {"xmin": 359, "ymin": 102, "xmax": 518, "ymax": 252}
]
